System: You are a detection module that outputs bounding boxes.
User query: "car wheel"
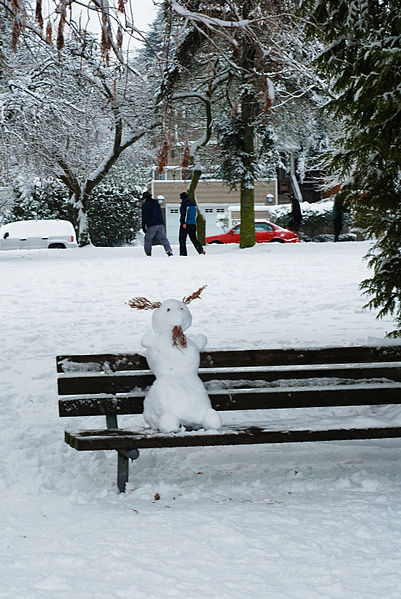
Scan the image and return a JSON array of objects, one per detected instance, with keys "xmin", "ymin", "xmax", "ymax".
[
  {"xmin": 48, "ymin": 243, "xmax": 67, "ymax": 249},
  {"xmin": 208, "ymin": 240, "xmax": 223, "ymax": 244},
  {"xmin": 270, "ymin": 239, "xmax": 284, "ymax": 243}
]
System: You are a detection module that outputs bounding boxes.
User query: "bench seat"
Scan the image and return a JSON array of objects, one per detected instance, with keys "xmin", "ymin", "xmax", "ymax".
[{"xmin": 65, "ymin": 425, "xmax": 401, "ymax": 452}]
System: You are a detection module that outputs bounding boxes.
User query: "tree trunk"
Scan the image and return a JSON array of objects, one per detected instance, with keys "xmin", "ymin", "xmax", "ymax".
[
  {"xmin": 185, "ymin": 93, "xmax": 213, "ymax": 245},
  {"xmin": 239, "ymin": 87, "xmax": 256, "ymax": 249},
  {"xmin": 70, "ymin": 190, "xmax": 91, "ymax": 246},
  {"xmin": 238, "ymin": 1, "xmax": 257, "ymax": 249},
  {"xmin": 188, "ymin": 168, "xmax": 206, "ymax": 245}
]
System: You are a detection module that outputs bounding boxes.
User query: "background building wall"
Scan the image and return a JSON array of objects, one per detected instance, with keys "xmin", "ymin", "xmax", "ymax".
[{"xmin": 152, "ymin": 179, "xmax": 277, "ymax": 206}]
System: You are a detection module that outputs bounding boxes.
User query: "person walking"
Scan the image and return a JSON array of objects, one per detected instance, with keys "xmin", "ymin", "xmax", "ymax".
[
  {"xmin": 332, "ymin": 197, "xmax": 344, "ymax": 242},
  {"xmin": 286, "ymin": 193, "xmax": 302, "ymax": 241},
  {"xmin": 179, "ymin": 191, "xmax": 205, "ymax": 256},
  {"xmin": 141, "ymin": 191, "xmax": 173, "ymax": 256}
]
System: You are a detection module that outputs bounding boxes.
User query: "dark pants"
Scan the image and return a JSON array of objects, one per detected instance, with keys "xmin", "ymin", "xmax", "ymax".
[
  {"xmin": 144, "ymin": 224, "xmax": 172, "ymax": 255},
  {"xmin": 333, "ymin": 217, "xmax": 343, "ymax": 242},
  {"xmin": 179, "ymin": 224, "xmax": 204, "ymax": 255}
]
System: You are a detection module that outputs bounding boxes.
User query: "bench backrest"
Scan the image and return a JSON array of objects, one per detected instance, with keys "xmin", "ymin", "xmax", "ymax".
[
  {"xmin": 58, "ymin": 345, "xmax": 401, "ymax": 375},
  {"xmin": 57, "ymin": 345, "xmax": 401, "ymax": 420}
]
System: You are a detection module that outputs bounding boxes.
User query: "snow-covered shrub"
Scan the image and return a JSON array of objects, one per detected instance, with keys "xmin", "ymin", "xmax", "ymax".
[
  {"xmin": 88, "ymin": 185, "xmax": 142, "ymax": 247},
  {"xmin": 87, "ymin": 164, "xmax": 146, "ymax": 246},
  {"xmin": 270, "ymin": 200, "xmax": 354, "ymax": 241}
]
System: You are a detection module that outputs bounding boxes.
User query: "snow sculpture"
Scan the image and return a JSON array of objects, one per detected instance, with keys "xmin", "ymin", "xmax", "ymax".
[{"xmin": 129, "ymin": 286, "xmax": 222, "ymax": 433}]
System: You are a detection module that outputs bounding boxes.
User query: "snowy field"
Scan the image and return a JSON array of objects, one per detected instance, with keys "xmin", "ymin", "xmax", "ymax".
[{"xmin": 1, "ymin": 240, "xmax": 401, "ymax": 598}]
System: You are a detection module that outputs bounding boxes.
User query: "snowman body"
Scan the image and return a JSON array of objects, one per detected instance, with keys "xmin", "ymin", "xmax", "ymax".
[{"xmin": 141, "ymin": 299, "xmax": 222, "ymax": 433}]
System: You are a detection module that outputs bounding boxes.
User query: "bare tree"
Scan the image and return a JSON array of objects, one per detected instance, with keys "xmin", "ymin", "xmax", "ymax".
[{"xmin": 0, "ymin": 26, "xmax": 160, "ymax": 245}]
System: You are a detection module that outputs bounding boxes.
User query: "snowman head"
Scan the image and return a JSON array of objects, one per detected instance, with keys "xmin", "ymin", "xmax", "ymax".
[
  {"xmin": 129, "ymin": 286, "xmax": 207, "ymax": 347},
  {"xmin": 152, "ymin": 299, "xmax": 192, "ymax": 334}
]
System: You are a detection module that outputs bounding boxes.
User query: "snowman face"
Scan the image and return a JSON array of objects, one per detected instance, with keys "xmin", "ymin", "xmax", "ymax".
[{"xmin": 152, "ymin": 299, "xmax": 192, "ymax": 334}]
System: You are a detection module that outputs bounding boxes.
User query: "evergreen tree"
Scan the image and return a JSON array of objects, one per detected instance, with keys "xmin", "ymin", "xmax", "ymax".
[
  {"xmin": 4, "ymin": 179, "xmax": 71, "ymax": 223},
  {"xmin": 88, "ymin": 188, "xmax": 141, "ymax": 247},
  {"xmin": 87, "ymin": 165, "xmax": 145, "ymax": 246},
  {"xmin": 301, "ymin": 0, "xmax": 401, "ymax": 336}
]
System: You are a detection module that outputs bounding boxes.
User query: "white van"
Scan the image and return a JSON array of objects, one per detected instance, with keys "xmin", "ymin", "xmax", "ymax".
[{"xmin": 0, "ymin": 219, "xmax": 78, "ymax": 250}]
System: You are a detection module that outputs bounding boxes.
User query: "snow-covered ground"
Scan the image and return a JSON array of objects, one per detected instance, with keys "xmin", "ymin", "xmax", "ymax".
[{"xmin": 1, "ymin": 241, "xmax": 401, "ymax": 598}]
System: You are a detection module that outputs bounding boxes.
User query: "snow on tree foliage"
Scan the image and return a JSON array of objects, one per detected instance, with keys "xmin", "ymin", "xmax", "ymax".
[
  {"xmin": 215, "ymin": 115, "xmax": 280, "ymax": 189},
  {"xmin": 88, "ymin": 175, "xmax": 143, "ymax": 247},
  {"xmin": 0, "ymin": 15, "xmax": 159, "ymax": 247},
  {"xmin": 1, "ymin": 0, "xmax": 335, "ymax": 250},
  {"xmin": 2, "ymin": 165, "xmax": 146, "ymax": 246},
  {"xmin": 215, "ymin": 116, "xmax": 256, "ymax": 190},
  {"xmin": 2, "ymin": 179, "xmax": 72, "ymax": 225},
  {"xmin": 301, "ymin": 0, "xmax": 401, "ymax": 336}
]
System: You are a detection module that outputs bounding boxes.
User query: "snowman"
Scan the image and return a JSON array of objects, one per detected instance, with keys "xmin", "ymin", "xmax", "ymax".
[{"xmin": 129, "ymin": 286, "xmax": 222, "ymax": 433}]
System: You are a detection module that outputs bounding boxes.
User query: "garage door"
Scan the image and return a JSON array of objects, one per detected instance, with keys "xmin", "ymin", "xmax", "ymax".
[
  {"xmin": 165, "ymin": 207, "xmax": 180, "ymax": 244},
  {"xmin": 165, "ymin": 205, "xmax": 228, "ymax": 244}
]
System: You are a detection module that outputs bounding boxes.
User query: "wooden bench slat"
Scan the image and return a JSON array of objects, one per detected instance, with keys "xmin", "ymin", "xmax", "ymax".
[
  {"xmin": 59, "ymin": 394, "xmax": 145, "ymax": 416},
  {"xmin": 57, "ymin": 345, "xmax": 401, "ymax": 373},
  {"xmin": 65, "ymin": 425, "xmax": 401, "ymax": 451},
  {"xmin": 58, "ymin": 384, "xmax": 401, "ymax": 417},
  {"xmin": 57, "ymin": 363, "xmax": 401, "ymax": 396},
  {"xmin": 57, "ymin": 353, "xmax": 148, "ymax": 373},
  {"xmin": 211, "ymin": 385, "xmax": 401, "ymax": 410},
  {"xmin": 58, "ymin": 373, "xmax": 154, "ymax": 395},
  {"xmin": 200, "ymin": 347, "xmax": 401, "ymax": 368},
  {"xmin": 202, "ymin": 364, "xmax": 401, "ymax": 382}
]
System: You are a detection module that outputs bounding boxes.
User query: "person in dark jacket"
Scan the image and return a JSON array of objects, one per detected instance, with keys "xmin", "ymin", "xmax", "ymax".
[
  {"xmin": 141, "ymin": 191, "xmax": 173, "ymax": 256},
  {"xmin": 179, "ymin": 191, "xmax": 205, "ymax": 256},
  {"xmin": 332, "ymin": 197, "xmax": 344, "ymax": 242},
  {"xmin": 286, "ymin": 193, "xmax": 302, "ymax": 240}
]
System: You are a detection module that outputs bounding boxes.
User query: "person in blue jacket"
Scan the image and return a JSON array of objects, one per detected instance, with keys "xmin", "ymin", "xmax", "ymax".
[
  {"xmin": 141, "ymin": 191, "xmax": 173, "ymax": 256},
  {"xmin": 179, "ymin": 192, "xmax": 205, "ymax": 256}
]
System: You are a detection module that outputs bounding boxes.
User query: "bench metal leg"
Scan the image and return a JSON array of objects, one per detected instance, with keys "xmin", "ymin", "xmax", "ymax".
[
  {"xmin": 117, "ymin": 453, "xmax": 129, "ymax": 492},
  {"xmin": 106, "ymin": 414, "xmax": 118, "ymax": 429},
  {"xmin": 116, "ymin": 449, "xmax": 140, "ymax": 493}
]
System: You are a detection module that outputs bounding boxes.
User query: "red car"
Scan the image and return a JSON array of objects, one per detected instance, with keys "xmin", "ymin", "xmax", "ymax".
[{"xmin": 206, "ymin": 220, "xmax": 299, "ymax": 244}]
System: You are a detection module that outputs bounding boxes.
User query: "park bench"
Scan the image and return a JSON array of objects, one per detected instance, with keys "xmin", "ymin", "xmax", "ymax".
[{"xmin": 57, "ymin": 345, "xmax": 401, "ymax": 492}]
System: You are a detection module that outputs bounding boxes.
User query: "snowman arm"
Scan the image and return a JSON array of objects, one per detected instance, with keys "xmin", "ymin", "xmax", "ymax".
[
  {"xmin": 141, "ymin": 332, "xmax": 157, "ymax": 348},
  {"xmin": 191, "ymin": 333, "xmax": 207, "ymax": 351}
]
